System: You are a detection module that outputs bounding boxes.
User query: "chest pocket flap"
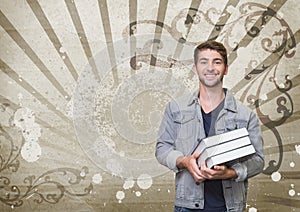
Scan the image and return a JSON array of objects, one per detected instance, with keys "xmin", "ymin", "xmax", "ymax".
[
  {"xmin": 225, "ymin": 119, "xmax": 248, "ymax": 131},
  {"xmin": 173, "ymin": 111, "xmax": 195, "ymax": 141},
  {"xmin": 174, "ymin": 113, "xmax": 195, "ymax": 124}
]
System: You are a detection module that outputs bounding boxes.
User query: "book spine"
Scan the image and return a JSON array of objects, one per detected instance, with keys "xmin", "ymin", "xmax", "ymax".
[
  {"xmin": 197, "ymin": 136, "xmax": 251, "ymax": 165},
  {"xmin": 206, "ymin": 144, "xmax": 256, "ymax": 168}
]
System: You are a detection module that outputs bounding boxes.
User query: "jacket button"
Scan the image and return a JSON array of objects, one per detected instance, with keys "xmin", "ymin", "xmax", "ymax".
[
  {"xmin": 197, "ymin": 138, "xmax": 201, "ymax": 142},
  {"xmin": 195, "ymin": 203, "xmax": 199, "ymax": 207}
]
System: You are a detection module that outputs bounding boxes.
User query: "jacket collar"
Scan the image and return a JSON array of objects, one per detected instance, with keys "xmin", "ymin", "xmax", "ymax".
[{"xmin": 187, "ymin": 88, "xmax": 238, "ymax": 113}]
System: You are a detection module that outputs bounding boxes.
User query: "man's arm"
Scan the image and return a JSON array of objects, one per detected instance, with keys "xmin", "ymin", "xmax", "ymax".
[
  {"xmin": 155, "ymin": 103, "xmax": 184, "ymax": 172},
  {"xmin": 229, "ymin": 111, "xmax": 264, "ymax": 182},
  {"xmin": 156, "ymin": 102, "xmax": 204, "ymax": 182}
]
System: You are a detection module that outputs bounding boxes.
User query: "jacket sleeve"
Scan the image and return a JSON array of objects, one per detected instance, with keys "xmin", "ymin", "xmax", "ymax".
[
  {"xmin": 155, "ymin": 102, "xmax": 184, "ymax": 173},
  {"xmin": 230, "ymin": 111, "xmax": 265, "ymax": 182}
]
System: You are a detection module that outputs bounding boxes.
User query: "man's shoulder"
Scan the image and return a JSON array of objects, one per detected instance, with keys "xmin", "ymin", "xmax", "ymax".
[
  {"xmin": 235, "ymin": 98, "xmax": 253, "ymax": 113},
  {"xmin": 225, "ymin": 89, "xmax": 253, "ymax": 112},
  {"xmin": 230, "ymin": 94, "xmax": 256, "ymax": 118},
  {"xmin": 168, "ymin": 91, "xmax": 196, "ymax": 110}
]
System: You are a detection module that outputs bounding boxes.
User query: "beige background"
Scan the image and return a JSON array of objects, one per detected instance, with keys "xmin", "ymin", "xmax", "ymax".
[{"xmin": 0, "ymin": 0, "xmax": 299, "ymax": 211}]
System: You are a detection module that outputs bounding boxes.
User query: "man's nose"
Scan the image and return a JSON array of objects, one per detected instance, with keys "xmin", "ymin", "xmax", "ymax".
[{"xmin": 207, "ymin": 62, "xmax": 214, "ymax": 71}]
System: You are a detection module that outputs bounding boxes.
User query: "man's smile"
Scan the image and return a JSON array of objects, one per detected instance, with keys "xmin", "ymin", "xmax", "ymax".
[{"xmin": 204, "ymin": 73, "xmax": 219, "ymax": 77}]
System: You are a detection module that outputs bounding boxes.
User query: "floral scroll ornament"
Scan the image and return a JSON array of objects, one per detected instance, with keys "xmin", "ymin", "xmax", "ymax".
[
  {"xmin": 122, "ymin": 7, "xmax": 222, "ymax": 46},
  {"xmin": 0, "ymin": 106, "xmax": 93, "ymax": 208},
  {"xmin": 239, "ymin": 3, "xmax": 296, "ymax": 174},
  {"xmin": 0, "ymin": 125, "xmax": 23, "ymax": 173},
  {"xmin": 232, "ymin": 3, "xmax": 295, "ymax": 174},
  {"xmin": 122, "ymin": 2, "xmax": 297, "ymax": 175},
  {"xmin": 123, "ymin": 2, "xmax": 296, "ymax": 66},
  {"xmin": 0, "ymin": 167, "xmax": 93, "ymax": 207}
]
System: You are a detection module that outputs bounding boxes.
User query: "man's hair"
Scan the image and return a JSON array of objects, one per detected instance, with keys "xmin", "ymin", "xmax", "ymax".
[{"xmin": 193, "ymin": 40, "xmax": 228, "ymax": 66}]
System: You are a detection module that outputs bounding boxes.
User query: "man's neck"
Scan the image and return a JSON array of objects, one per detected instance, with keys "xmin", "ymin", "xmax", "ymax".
[{"xmin": 199, "ymin": 85, "xmax": 225, "ymax": 113}]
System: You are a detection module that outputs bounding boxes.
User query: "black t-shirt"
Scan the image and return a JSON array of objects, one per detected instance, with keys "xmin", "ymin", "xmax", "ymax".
[{"xmin": 200, "ymin": 99, "xmax": 227, "ymax": 212}]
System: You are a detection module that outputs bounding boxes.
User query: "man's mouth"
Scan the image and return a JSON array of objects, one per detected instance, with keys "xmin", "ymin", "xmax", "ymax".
[{"xmin": 204, "ymin": 73, "xmax": 219, "ymax": 76}]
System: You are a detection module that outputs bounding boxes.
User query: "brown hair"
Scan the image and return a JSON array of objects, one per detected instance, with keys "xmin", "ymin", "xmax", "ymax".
[{"xmin": 194, "ymin": 40, "xmax": 228, "ymax": 66}]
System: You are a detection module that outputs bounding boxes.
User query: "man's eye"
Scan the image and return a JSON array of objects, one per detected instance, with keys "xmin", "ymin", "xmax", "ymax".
[{"xmin": 200, "ymin": 61, "xmax": 207, "ymax": 65}]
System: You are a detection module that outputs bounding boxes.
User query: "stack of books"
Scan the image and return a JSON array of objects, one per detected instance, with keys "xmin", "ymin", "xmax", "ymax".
[{"xmin": 192, "ymin": 128, "xmax": 255, "ymax": 168}]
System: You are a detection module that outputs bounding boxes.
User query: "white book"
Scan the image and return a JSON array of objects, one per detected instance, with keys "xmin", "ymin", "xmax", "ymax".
[
  {"xmin": 206, "ymin": 144, "xmax": 256, "ymax": 168},
  {"xmin": 192, "ymin": 128, "xmax": 249, "ymax": 156},
  {"xmin": 197, "ymin": 136, "xmax": 251, "ymax": 165}
]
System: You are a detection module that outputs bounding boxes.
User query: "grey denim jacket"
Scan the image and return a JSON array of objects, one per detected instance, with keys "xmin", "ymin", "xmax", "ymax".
[{"xmin": 156, "ymin": 89, "xmax": 264, "ymax": 211}]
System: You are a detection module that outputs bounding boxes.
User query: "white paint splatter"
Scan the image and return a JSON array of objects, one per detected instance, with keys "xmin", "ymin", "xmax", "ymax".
[
  {"xmin": 248, "ymin": 207, "xmax": 257, "ymax": 212},
  {"xmin": 14, "ymin": 108, "xmax": 41, "ymax": 142},
  {"xmin": 59, "ymin": 46, "xmax": 66, "ymax": 53},
  {"xmin": 14, "ymin": 108, "xmax": 42, "ymax": 162},
  {"xmin": 278, "ymin": 83, "xmax": 285, "ymax": 89},
  {"xmin": 92, "ymin": 173, "xmax": 103, "ymax": 184},
  {"xmin": 135, "ymin": 191, "xmax": 141, "ymax": 197},
  {"xmin": 123, "ymin": 178, "xmax": 134, "ymax": 190},
  {"xmin": 277, "ymin": 11, "xmax": 284, "ymax": 19},
  {"xmin": 226, "ymin": 5, "xmax": 236, "ymax": 14},
  {"xmin": 289, "ymin": 189, "xmax": 296, "ymax": 196},
  {"xmin": 22, "ymin": 123, "xmax": 41, "ymax": 142},
  {"xmin": 260, "ymin": 93, "xmax": 268, "ymax": 101},
  {"xmin": 271, "ymin": 172, "xmax": 281, "ymax": 182},
  {"xmin": 137, "ymin": 174, "xmax": 152, "ymax": 190},
  {"xmin": 80, "ymin": 170, "xmax": 86, "ymax": 177},
  {"xmin": 295, "ymin": 145, "xmax": 300, "ymax": 155},
  {"xmin": 116, "ymin": 191, "xmax": 125, "ymax": 203},
  {"xmin": 21, "ymin": 141, "xmax": 41, "ymax": 162}
]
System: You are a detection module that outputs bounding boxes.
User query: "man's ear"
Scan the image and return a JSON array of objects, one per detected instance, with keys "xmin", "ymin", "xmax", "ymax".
[{"xmin": 224, "ymin": 65, "xmax": 229, "ymax": 75}]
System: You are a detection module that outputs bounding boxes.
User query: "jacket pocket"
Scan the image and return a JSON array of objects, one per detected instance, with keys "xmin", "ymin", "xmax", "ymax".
[
  {"xmin": 223, "ymin": 180, "xmax": 246, "ymax": 208},
  {"xmin": 232, "ymin": 181, "xmax": 246, "ymax": 204},
  {"xmin": 225, "ymin": 119, "xmax": 248, "ymax": 131},
  {"xmin": 174, "ymin": 112, "xmax": 195, "ymax": 140},
  {"xmin": 173, "ymin": 111, "xmax": 196, "ymax": 155}
]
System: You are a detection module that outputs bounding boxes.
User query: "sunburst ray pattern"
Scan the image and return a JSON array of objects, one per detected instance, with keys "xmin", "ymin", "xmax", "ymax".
[{"xmin": 0, "ymin": 0, "xmax": 299, "ymax": 211}]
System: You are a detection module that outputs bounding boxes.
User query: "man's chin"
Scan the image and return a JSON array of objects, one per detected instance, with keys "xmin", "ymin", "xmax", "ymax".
[{"xmin": 200, "ymin": 79, "xmax": 222, "ymax": 88}]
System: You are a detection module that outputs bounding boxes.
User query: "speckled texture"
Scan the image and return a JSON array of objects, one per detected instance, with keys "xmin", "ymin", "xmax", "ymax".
[{"xmin": 0, "ymin": 0, "xmax": 299, "ymax": 211}]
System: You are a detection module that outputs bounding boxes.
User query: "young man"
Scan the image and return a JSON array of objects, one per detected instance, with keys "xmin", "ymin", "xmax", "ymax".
[{"xmin": 155, "ymin": 40, "xmax": 264, "ymax": 212}]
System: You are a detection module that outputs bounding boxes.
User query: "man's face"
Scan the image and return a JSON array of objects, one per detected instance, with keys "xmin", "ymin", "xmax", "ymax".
[{"xmin": 193, "ymin": 49, "xmax": 228, "ymax": 88}]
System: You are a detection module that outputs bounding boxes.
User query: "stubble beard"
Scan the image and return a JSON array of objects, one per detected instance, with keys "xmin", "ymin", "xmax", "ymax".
[{"xmin": 199, "ymin": 73, "xmax": 224, "ymax": 88}]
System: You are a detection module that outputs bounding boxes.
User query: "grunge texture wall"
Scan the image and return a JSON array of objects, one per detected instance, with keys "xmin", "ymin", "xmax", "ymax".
[{"xmin": 0, "ymin": 0, "xmax": 299, "ymax": 211}]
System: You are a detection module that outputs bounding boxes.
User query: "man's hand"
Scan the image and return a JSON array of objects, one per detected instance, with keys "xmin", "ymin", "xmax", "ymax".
[
  {"xmin": 176, "ymin": 154, "xmax": 238, "ymax": 182},
  {"xmin": 176, "ymin": 153, "xmax": 205, "ymax": 183},
  {"xmin": 199, "ymin": 161, "xmax": 238, "ymax": 180}
]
